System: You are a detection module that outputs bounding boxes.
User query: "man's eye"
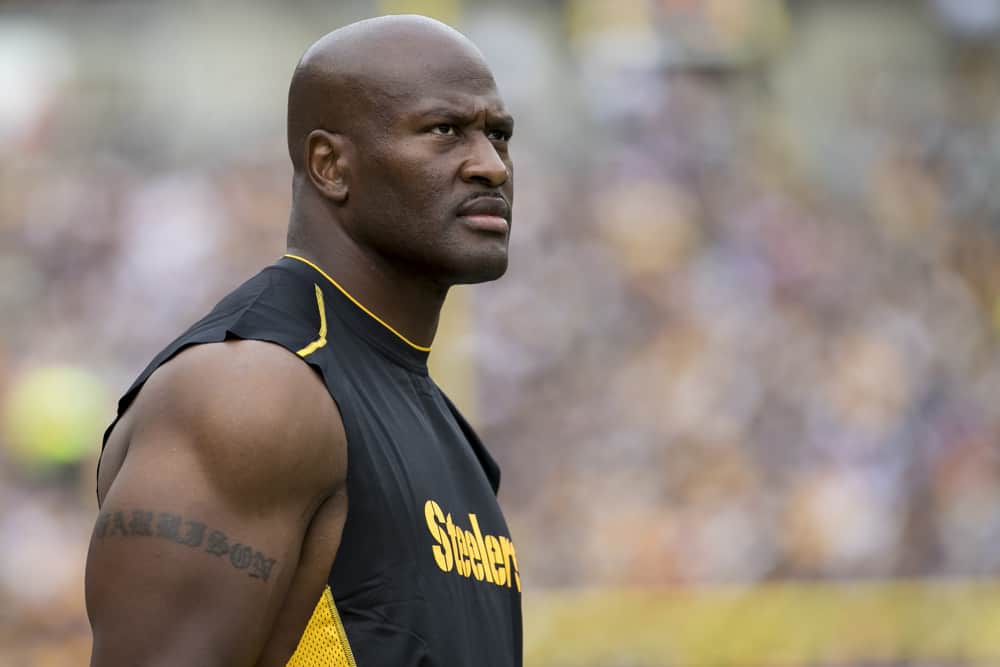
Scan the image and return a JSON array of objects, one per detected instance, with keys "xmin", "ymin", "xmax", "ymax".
[
  {"xmin": 430, "ymin": 124, "xmax": 457, "ymax": 136},
  {"xmin": 488, "ymin": 129, "xmax": 511, "ymax": 142}
]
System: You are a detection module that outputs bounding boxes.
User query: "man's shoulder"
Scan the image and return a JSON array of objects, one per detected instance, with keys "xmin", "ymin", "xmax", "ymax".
[
  {"xmin": 123, "ymin": 262, "xmax": 325, "ymax": 402},
  {"xmin": 206, "ymin": 262, "xmax": 322, "ymax": 336},
  {"xmin": 103, "ymin": 260, "xmax": 343, "ymax": 467},
  {"xmin": 108, "ymin": 338, "xmax": 346, "ymax": 503},
  {"xmin": 140, "ymin": 338, "xmax": 334, "ymax": 436}
]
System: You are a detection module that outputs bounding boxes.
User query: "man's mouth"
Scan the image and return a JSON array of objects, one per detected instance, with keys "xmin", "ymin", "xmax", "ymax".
[
  {"xmin": 456, "ymin": 195, "xmax": 510, "ymax": 219},
  {"xmin": 456, "ymin": 195, "xmax": 510, "ymax": 233}
]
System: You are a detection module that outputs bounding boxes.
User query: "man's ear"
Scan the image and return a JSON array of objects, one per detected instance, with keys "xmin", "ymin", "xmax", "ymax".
[{"xmin": 306, "ymin": 130, "xmax": 350, "ymax": 202}]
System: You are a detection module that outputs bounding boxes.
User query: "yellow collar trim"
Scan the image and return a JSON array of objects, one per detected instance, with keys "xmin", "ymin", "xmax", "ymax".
[{"xmin": 284, "ymin": 253, "xmax": 432, "ymax": 353}]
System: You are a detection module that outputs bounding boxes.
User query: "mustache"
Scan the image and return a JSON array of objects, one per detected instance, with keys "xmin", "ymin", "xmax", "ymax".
[
  {"xmin": 455, "ymin": 192, "xmax": 511, "ymax": 221},
  {"xmin": 459, "ymin": 191, "xmax": 511, "ymax": 208}
]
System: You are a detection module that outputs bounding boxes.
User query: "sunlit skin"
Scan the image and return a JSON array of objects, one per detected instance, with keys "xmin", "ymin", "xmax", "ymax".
[{"xmin": 87, "ymin": 16, "xmax": 515, "ymax": 666}]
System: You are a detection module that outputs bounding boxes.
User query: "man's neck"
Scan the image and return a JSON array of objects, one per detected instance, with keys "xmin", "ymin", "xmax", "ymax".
[{"xmin": 286, "ymin": 238, "xmax": 447, "ymax": 350}]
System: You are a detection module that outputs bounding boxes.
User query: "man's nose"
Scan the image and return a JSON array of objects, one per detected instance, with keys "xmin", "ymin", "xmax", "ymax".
[{"xmin": 460, "ymin": 135, "xmax": 508, "ymax": 188}]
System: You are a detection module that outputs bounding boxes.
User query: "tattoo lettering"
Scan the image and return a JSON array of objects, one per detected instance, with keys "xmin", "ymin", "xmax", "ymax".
[
  {"xmin": 128, "ymin": 511, "xmax": 154, "ymax": 536},
  {"xmin": 108, "ymin": 511, "xmax": 129, "ymax": 537},
  {"xmin": 178, "ymin": 521, "xmax": 206, "ymax": 547},
  {"xmin": 249, "ymin": 552, "xmax": 277, "ymax": 581},
  {"xmin": 94, "ymin": 509, "xmax": 278, "ymax": 582},
  {"xmin": 94, "ymin": 513, "xmax": 110, "ymax": 539},
  {"xmin": 156, "ymin": 513, "xmax": 182, "ymax": 541},
  {"xmin": 229, "ymin": 544, "xmax": 253, "ymax": 570},
  {"xmin": 205, "ymin": 530, "xmax": 230, "ymax": 556}
]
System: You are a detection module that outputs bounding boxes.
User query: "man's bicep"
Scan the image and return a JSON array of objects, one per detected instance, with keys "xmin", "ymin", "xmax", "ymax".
[
  {"xmin": 87, "ymin": 341, "xmax": 346, "ymax": 666},
  {"xmin": 86, "ymin": 439, "xmax": 303, "ymax": 666},
  {"xmin": 89, "ymin": 500, "xmax": 283, "ymax": 589}
]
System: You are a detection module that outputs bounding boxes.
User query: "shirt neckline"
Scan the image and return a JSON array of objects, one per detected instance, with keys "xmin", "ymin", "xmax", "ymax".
[{"xmin": 280, "ymin": 254, "xmax": 431, "ymax": 371}]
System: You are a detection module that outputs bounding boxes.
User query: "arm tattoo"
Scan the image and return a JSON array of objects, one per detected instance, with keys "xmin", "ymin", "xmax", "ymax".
[{"xmin": 94, "ymin": 509, "xmax": 278, "ymax": 582}]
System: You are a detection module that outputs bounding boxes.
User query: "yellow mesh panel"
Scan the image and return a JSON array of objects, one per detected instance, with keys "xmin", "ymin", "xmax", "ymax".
[{"xmin": 286, "ymin": 586, "xmax": 357, "ymax": 667}]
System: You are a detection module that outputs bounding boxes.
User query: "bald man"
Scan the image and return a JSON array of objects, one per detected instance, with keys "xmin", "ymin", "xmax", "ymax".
[{"xmin": 86, "ymin": 15, "xmax": 521, "ymax": 667}]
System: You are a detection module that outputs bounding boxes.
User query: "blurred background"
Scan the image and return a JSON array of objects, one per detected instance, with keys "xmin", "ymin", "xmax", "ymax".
[{"xmin": 2, "ymin": 0, "xmax": 1000, "ymax": 664}]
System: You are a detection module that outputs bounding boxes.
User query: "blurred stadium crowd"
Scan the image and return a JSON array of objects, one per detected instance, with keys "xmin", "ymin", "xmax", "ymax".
[{"xmin": 2, "ymin": 0, "xmax": 1000, "ymax": 664}]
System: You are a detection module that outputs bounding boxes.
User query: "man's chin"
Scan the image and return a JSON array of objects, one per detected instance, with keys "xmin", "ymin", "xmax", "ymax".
[{"xmin": 452, "ymin": 254, "xmax": 509, "ymax": 285}]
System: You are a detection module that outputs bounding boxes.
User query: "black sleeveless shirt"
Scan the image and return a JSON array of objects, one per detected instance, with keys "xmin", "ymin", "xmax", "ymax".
[{"xmin": 102, "ymin": 255, "xmax": 523, "ymax": 667}]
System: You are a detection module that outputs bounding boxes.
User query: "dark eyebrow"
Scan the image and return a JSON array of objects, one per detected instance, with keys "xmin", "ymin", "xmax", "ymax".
[
  {"xmin": 489, "ymin": 113, "xmax": 515, "ymax": 132},
  {"xmin": 411, "ymin": 106, "xmax": 515, "ymax": 131},
  {"xmin": 416, "ymin": 107, "xmax": 472, "ymax": 121}
]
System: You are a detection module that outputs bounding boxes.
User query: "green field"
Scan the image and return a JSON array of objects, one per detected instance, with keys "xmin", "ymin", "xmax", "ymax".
[{"xmin": 524, "ymin": 579, "xmax": 1000, "ymax": 666}]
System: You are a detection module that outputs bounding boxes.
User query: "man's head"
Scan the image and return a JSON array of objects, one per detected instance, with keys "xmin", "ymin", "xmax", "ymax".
[{"xmin": 287, "ymin": 15, "xmax": 514, "ymax": 286}]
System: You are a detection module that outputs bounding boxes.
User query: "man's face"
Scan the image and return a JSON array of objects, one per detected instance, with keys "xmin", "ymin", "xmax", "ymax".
[{"xmin": 345, "ymin": 56, "xmax": 514, "ymax": 286}]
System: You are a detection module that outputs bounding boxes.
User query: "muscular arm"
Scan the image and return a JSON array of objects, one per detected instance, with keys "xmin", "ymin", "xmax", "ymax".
[{"xmin": 86, "ymin": 340, "xmax": 347, "ymax": 667}]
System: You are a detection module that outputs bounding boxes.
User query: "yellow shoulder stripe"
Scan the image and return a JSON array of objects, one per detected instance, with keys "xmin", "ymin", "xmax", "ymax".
[
  {"xmin": 285, "ymin": 253, "xmax": 432, "ymax": 353},
  {"xmin": 296, "ymin": 283, "xmax": 328, "ymax": 358}
]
